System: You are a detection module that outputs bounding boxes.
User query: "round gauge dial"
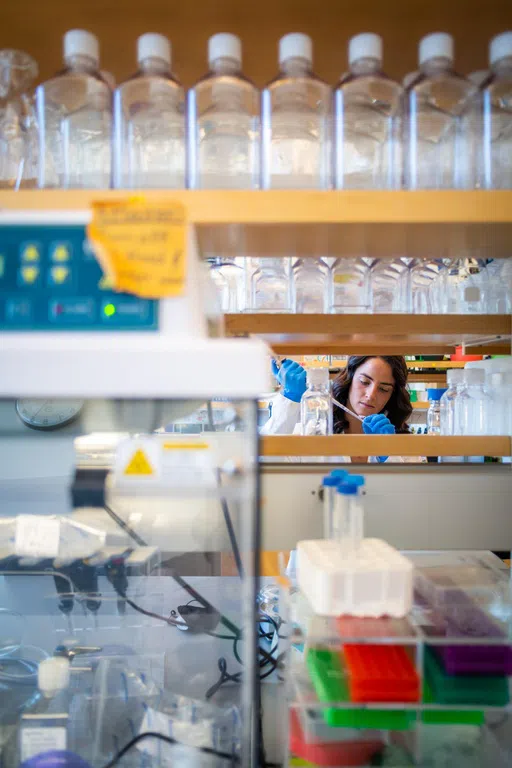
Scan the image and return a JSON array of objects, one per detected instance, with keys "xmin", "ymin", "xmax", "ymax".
[{"xmin": 15, "ymin": 399, "xmax": 84, "ymax": 431}]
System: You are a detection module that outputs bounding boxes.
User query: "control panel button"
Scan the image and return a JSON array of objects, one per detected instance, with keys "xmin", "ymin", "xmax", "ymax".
[
  {"xmin": 21, "ymin": 243, "xmax": 41, "ymax": 262},
  {"xmin": 49, "ymin": 298, "xmax": 95, "ymax": 322},
  {"xmin": 50, "ymin": 243, "xmax": 72, "ymax": 262},
  {"xmin": 6, "ymin": 298, "xmax": 32, "ymax": 323},
  {"xmin": 49, "ymin": 265, "xmax": 71, "ymax": 286},
  {"xmin": 18, "ymin": 265, "xmax": 40, "ymax": 286},
  {"xmin": 101, "ymin": 299, "xmax": 150, "ymax": 322}
]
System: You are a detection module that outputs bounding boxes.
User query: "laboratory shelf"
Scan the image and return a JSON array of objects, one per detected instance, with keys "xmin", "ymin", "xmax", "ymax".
[
  {"xmin": 225, "ymin": 314, "xmax": 511, "ymax": 355},
  {"xmin": 260, "ymin": 435, "xmax": 511, "ymax": 457},
  {"xmin": 1, "ymin": 190, "xmax": 511, "ymax": 260}
]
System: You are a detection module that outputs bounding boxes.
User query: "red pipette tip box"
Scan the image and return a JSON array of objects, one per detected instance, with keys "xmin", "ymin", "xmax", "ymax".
[
  {"xmin": 289, "ymin": 710, "xmax": 383, "ymax": 767},
  {"xmin": 343, "ymin": 644, "xmax": 420, "ymax": 703}
]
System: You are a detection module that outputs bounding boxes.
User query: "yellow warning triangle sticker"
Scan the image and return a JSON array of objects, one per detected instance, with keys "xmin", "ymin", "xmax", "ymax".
[{"xmin": 124, "ymin": 448, "xmax": 154, "ymax": 475}]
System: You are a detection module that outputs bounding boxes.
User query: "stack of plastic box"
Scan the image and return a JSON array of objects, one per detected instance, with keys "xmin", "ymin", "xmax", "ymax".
[{"xmin": 285, "ymin": 552, "xmax": 512, "ymax": 767}]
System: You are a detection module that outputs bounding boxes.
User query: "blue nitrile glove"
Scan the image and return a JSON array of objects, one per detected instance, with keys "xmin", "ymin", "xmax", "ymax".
[
  {"xmin": 362, "ymin": 413, "xmax": 395, "ymax": 463},
  {"xmin": 271, "ymin": 359, "xmax": 307, "ymax": 403}
]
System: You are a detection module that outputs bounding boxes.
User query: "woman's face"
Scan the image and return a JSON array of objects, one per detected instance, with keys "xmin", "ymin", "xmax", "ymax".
[{"xmin": 348, "ymin": 358, "xmax": 395, "ymax": 419}]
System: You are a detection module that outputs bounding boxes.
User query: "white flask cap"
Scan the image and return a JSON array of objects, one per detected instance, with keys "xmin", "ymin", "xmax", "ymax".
[
  {"xmin": 349, "ymin": 33, "xmax": 383, "ymax": 65},
  {"xmin": 419, "ymin": 33, "xmax": 454, "ymax": 65},
  {"xmin": 279, "ymin": 33, "xmax": 312, "ymax": 65},
  {"xmin": 490, "ymin": 31, "xmax": 512, "ymax": 66},
  {"xmin": 38, "ymin": 657, "xmax": 70, "ymax": 699},
  {"xmin": 209, "ymin": 33, "xmax": 242, "ymax": 66},
  {"xmin": 64, "ymin": 30, "xmax": 100, "ymax": 66},
  {"xmin": 137, "ymin": 33, "xmax": 171, "ymax": 66},
  {"xmin": 307, "ymin": 367, "xmax": 330, "ymax": 387}
]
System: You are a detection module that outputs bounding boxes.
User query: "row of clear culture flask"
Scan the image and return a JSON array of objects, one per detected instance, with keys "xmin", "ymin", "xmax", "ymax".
[
  {"xmin": 210, "ymin": 255, "xmax": 512, "ymax": 314},
  {"xmin": 5, "ymin": 27, "xmax": 511, "ymax": 190}
]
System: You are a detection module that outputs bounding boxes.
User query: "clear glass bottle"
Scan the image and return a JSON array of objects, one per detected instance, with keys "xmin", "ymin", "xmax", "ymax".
[
  {"xmin": 444, "ymin": 257, "xmax": 489, "ymax": 313},
  {"xmin": 426, "ymin": 388, "xmax": 444, "ymax": 434},
  {"xmin": 188, "ymin": 33, "xmax": 259, "ymax": 189},
  {"xmin": 0, "ymin": 49, "xmax": 38, "ymax": 189},
  {"xmin": 113, "ymin": 33, "xmax": 185, "ymax": 189},
  {"xmin": 480, "ymin": 32, "xmax": 512, "ymax": 189},
  {"xmin": 36, "ymin": 30, "xmax": 112, "ymax": 188},
  {"xmin": 250, "ymin": 257, "xmax": 291, "ymax": 312},
  {"xmin": 455, "ymin": 367, "xmax": 490, "ymax": 435},
  {"xmin": 440, "ymin": 368, "xmax": 464, "ymax": 435},
  {"xmin": 262, "ymin": 33, "xmax": 331, "ymax": 189},
  {"xmin": 369, "ymin": 259, "xmax": 403, "ymax": 312},
  {"xmin": 404, "ymin": 33, "xmax": 475, "ymax": 189},
  {"xmin": 292, "ymin": 257, "xmax": 329, "ymax": 313},
  {"xmin": 209, "ymin": 257, "xmax": 245, "ymax": 312},
  {"xmin": 334, "ymin": 33, "xmax": 402, "ymax": 189},
  {"xmin": 330, "ymin": 257, "xmax": 370, "ymax": 313},
  {"xmin": 300, "ymin": 367, "xmax": 333, "ymax": 436}
]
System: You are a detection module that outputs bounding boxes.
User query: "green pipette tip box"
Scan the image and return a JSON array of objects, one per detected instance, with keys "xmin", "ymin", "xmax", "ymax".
[
  {"xmin": 306, "ymin": 648, "xmax": 415, "ymax": 731},
  {"xmin": 421, "ymin": 683, "xmax": 484, "ymax": 725},
  {"xmin": 424, "ymin": 647, "xmax": 510, "ymax": 707}
]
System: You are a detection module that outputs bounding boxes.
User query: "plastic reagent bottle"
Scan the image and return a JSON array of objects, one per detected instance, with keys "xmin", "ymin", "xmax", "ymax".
[
  {"xmin": 334, "ymin": 33, "xmax": 403, "ymax": 189},
  {"xmin": 426, "ymin": 388, "xmax": 445, "ymax": 435},
  {"xmin": 481, "ymin": 31, "xmax": 512, "ymax": 189},
  {"xmin": 330, "ymin": 257, "xmax": 371, "ymax": 313},
  {"xmin": 113, "ymin": 34, "xmax": 185, "ymax": 189},
  {"xmin": 489, "ymin": 371, "xmax": 512, "ymax": 436},
  {"xmin": 440, "ymin": 368, "xmax": 464, "ymax": 435},
  {"xmin": 188, "ymin": 33, "xmax": 260, "ymax": 189},
  {"xmin": 455, "ymin": 367, "xmax": 489, "ymax": 435},
  {"xmin": 209, "ymin": 256, "xmax": 245, "ymax": 312},
  {"xmin": 36, "ymin": 30, "xmax": 112, "ymax": 189},
  {"xmin": 404, "ymin": 32, "xmax": 475, "ymax": 189},
  {"xmin": 300, "ymin": 368, "xmax": 333, "ymax": 436},
  {"xmin": 262, "ymin": 33, "xmax": 331, "ymax": 189},
  {"xmin": 334, "ymin": 476, "xmax": 366, "ymax": 557},
  {"xmin": 250, "ymin": 257, "xmax": 292, "ymax": 312},
  {"xmin": 293, "ymin": 258, "xmax": 329, "ymax": 313}
]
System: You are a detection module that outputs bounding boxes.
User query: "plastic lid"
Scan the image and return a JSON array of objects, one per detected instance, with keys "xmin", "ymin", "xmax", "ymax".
[
  {"xmin": 464, "ymin": 367, "xmax": 485, "ymax": 385},
  {"xmin": 38, "ymin": 657, "xmax": 70, "ymax": 698},
  {"xmin": 209, "ymin": 33, "xmax": 242, "ymax": 65},
  {"xmin": 64, "ymin": 30, "xmax": 99, "ymax": 65},
  {"xmin": 447, "ymin": 368, "xmax": 464, "ymax": 385},
  {"xmin": 279, "ymin": 33, "xmax": 312, "ymax": 65},
  {"xmin": 337, "ymin": 481, "xmax": 358, "ymax": 496},
  {"xmin": 322, "ymin": 469, "xmax": 348, "ymax": 486},
  {"xmin": 307, "ymin": 367, "xmax": 330, "ymax": 387},
  {"xmin": 490, "ymin": 32, "xmax": 512, "ymax": 66},
  {"xmin": 419, "ymin": 33, "xmax": 454, "ymax": 66},
  {"xmin": 137, "ymin": 33, "xmax": 171, "ymax": 66},
  {"xmin": 427, "ymin": 388, "xmax": 447, "ymax": 401},
  {"xmin": 349, "ymin": 475, "xmax": 366, "ymax": 487},
  {"xmin": 348, "ymin": 33, "xmax": 383, "ymax": 65}
]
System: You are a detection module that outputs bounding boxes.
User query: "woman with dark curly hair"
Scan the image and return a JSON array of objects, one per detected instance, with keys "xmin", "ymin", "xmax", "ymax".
[{"xmin": 262, "ymin": 354, "xmax": 423, "ymax": 463}]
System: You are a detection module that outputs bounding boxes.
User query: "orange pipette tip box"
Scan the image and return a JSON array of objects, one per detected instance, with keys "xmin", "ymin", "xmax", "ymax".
[{"xmin": 343, "ymin": 644, "xmax": 420, "ymax": 703}]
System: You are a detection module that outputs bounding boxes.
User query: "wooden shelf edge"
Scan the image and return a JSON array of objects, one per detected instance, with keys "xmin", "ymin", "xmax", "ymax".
[
  {"xmin": 1, "ymin": 190, "xmax": 512, "ymax": 224},
  {"xmin": 260, "ymin": 435, "xmax": 511, "ymax": 457}
]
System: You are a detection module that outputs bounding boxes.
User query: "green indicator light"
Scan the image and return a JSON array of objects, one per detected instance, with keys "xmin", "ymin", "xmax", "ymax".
[{"xmin": 104, "ymin": 303, "xmax": 116, "ymax": 317}]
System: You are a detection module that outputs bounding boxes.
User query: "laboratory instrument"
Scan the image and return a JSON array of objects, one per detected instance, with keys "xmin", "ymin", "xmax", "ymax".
[{"xmin": 0, "ymin": 207, "xmax": 270, "ymax": 768}]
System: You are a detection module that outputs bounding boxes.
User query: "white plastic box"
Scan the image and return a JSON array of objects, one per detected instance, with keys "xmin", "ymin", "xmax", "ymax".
[{"xmin": 296, "ymin": 538, "xmax": 413, "ymax": 618}]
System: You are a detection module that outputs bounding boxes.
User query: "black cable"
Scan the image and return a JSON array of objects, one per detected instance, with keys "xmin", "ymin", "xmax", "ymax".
[
  {"xmin": 100, "ymin": 731, "xmax": 238, "ymax": 768},
  {"xmin": 103, "ymin": 503, "xmax": 147, "ymax": 547}
]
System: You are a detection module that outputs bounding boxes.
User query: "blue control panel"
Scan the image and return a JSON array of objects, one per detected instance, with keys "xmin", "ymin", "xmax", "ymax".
[{"xmin": 0, "ymin": 225, "xmax": 158, "ymax": 331}]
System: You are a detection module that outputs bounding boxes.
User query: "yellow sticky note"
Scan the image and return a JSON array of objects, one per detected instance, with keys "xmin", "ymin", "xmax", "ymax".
[{"xmin": 87, "ymin": 198, "xmax": 187, "ymax": 299}]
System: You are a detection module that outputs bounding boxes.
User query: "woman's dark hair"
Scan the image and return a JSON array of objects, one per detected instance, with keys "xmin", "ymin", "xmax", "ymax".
[{"xmin": 332, "ymin": 356, "xmax": 412, "ymax": 434}]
